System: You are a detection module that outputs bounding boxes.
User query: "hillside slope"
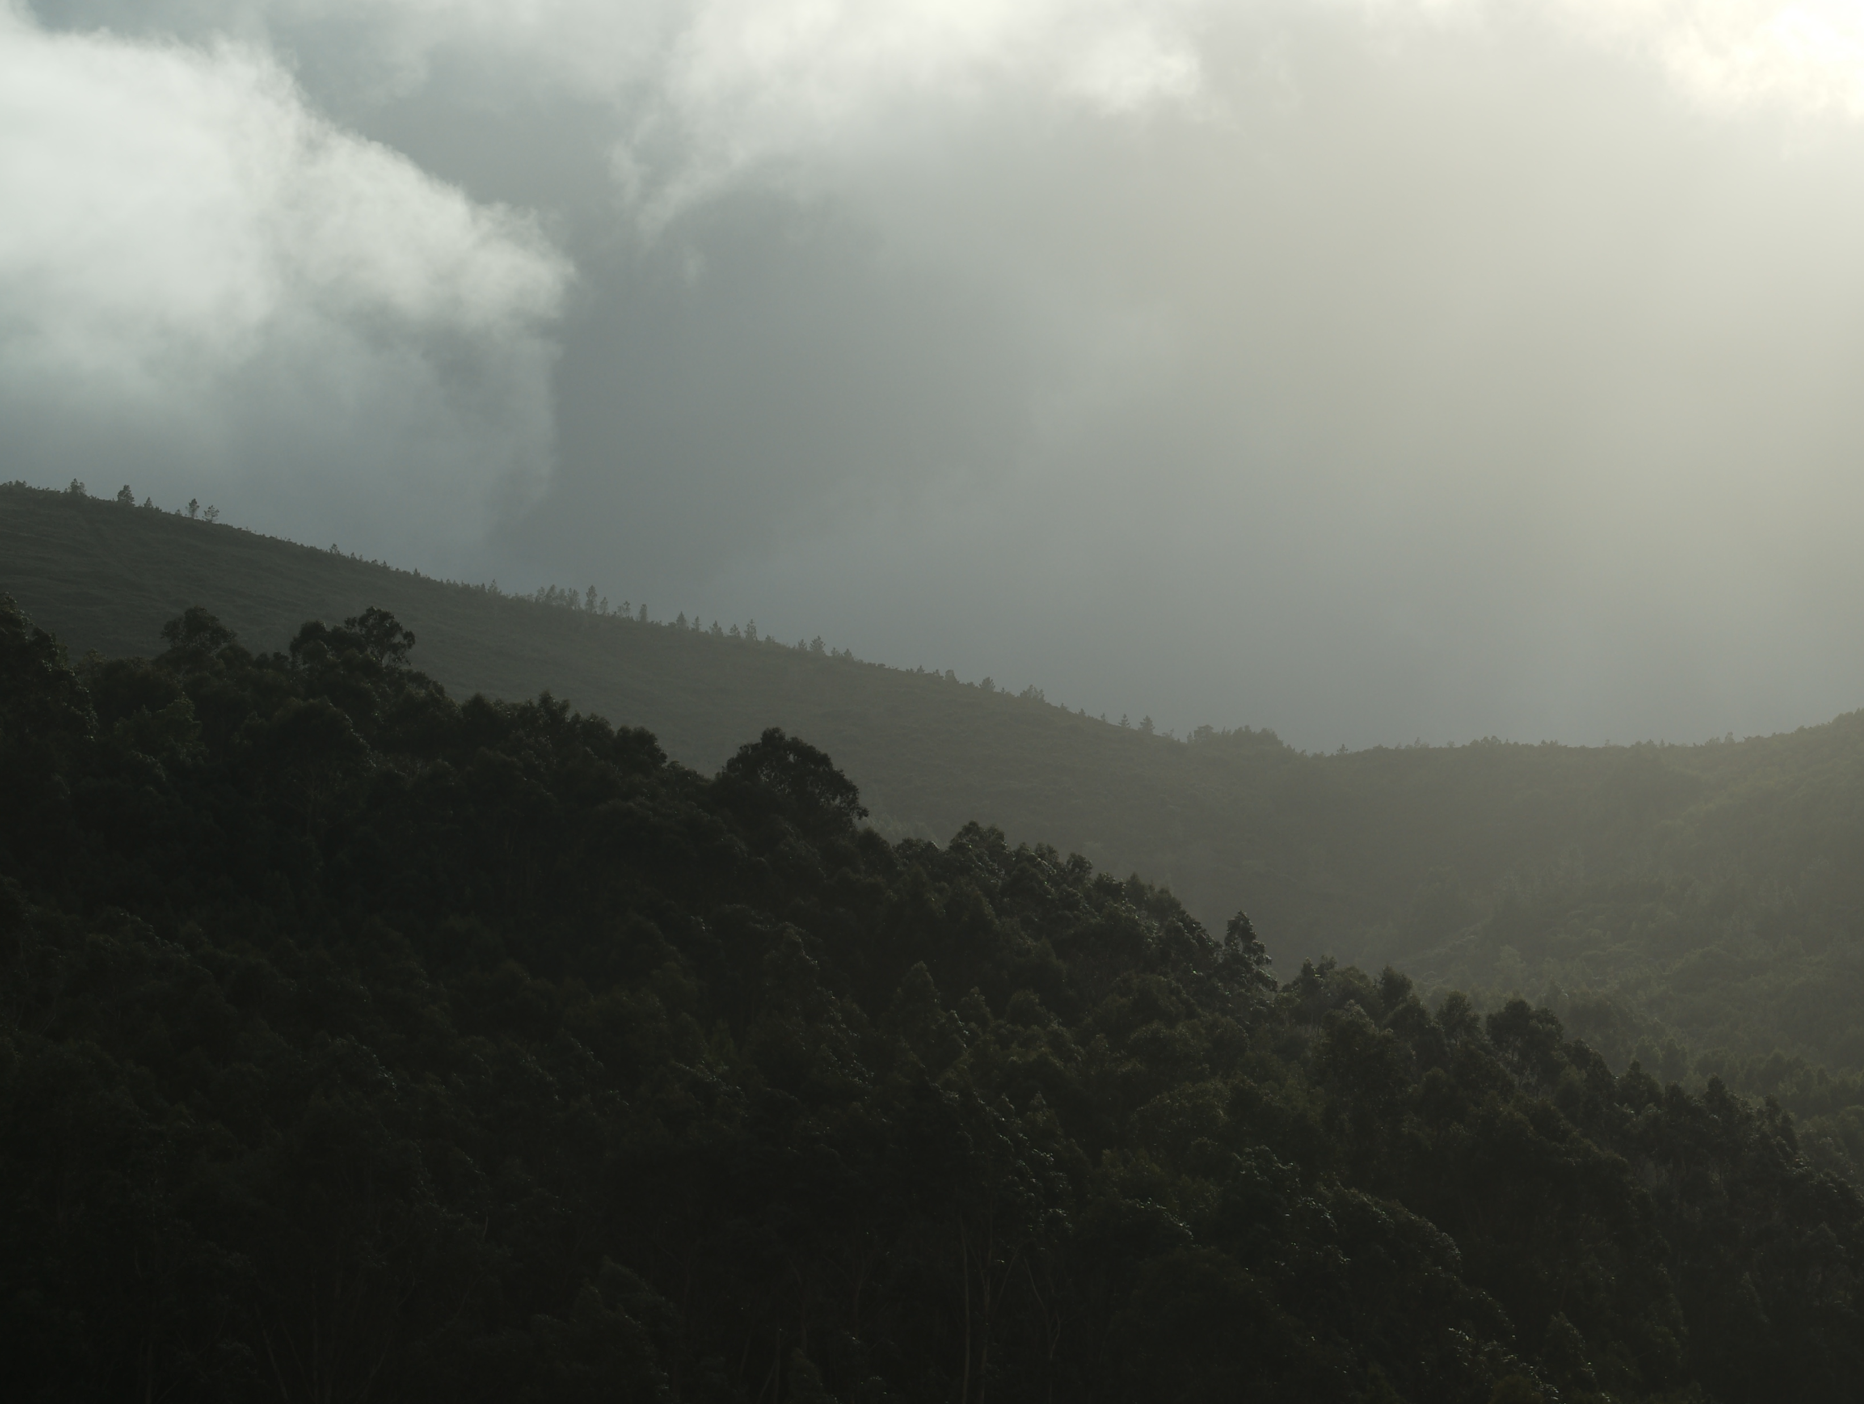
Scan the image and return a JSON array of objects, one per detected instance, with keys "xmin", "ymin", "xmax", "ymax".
[
  {"xmin": 5, "ymin": 594, "xmax": 1860, "ymax": 1404},
  {"xmin": 6, "ymin": 482, "xmax": 1864, "ymax": 1079}
]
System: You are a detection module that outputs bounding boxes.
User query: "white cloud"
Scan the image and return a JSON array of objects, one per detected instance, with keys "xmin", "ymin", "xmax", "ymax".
[
  {"xmin": 0, "ymin": 1, "xmax": 569, "ymax": 555},
  {"xmin": 281, "ymin": 0, "xmax": 1864, "ymax": 239},
  {"xmin": 614, "ymin": 1, "xmax": 1208, "ymax": 219},
  {"xmin": 42, "ymin": 1, "xmax": 1864, "ymax": 221},
  {"xmin": 34, "ymin": 0, "xmax": 1213, "ymax": 216},
  {"xmin": 1548, "ymin": 0, "xmax": 1864, "ymax": 118}
]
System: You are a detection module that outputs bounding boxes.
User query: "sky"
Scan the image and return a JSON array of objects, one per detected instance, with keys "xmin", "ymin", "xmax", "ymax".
[{"xmin": 7, "ymin": 0, "xmax": 1864, "ymax": 750}]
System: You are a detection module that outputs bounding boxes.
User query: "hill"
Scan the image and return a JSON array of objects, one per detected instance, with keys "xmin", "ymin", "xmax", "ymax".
[
  {"xmin": 4, "ymin": 593, "xmax": 1861, "ymax": 1403},
  {"xmin": 6, "ymin": 481, "xmax": 1864, "ymax": 1095}
]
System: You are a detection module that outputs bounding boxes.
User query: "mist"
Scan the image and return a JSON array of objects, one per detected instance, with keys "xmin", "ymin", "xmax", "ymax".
[{"xmin": 9, "ymin": 0, "xmax": 1864, "ymax": 749}]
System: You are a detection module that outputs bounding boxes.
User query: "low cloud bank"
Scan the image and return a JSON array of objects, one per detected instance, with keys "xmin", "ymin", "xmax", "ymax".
[
  {"xmin": 0, "ymin": 2, "xmax": 568, "ymax": 560},
  {"xmin": 12, "ymin": 1, "xmax": 1864, "ymax": 744}
]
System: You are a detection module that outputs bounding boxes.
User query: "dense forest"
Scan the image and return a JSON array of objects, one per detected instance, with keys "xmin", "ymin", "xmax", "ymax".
[
  {"xmin": 7, "ymin": 481, "xmax": 1864, "ymax": 1102},
  {"xmin": 4, "ymin": 593, "xmax": 1862, "ymax": 1403}
]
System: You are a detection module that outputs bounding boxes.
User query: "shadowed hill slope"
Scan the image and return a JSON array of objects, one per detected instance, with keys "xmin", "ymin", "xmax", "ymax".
[
  {"xmin": 6, "ymin": 481, "xmax": 1864, "ymax": 1084},
  {"xmin": 4, "ymin": 591, "xmax": 1862, "ymax": 1404}
]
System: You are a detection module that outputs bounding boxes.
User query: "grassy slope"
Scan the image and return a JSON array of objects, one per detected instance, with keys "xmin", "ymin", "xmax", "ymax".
[{"xmin": 7, "ymin": 483, "xmax": 1864, "ymax": 1075}]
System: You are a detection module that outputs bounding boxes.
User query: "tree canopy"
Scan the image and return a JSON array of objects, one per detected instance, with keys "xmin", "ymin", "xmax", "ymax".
[{"xmin": 2, "ymin": 594, "xmax": 1861, "ymax": 1403}]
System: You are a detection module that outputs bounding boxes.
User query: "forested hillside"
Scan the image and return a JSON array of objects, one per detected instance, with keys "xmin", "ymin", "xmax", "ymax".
[
  {"xmin": 4, "ymin": 594, "xmax": 1862, "ymax": 1404},
  {"xmin": 6, "ymin": 482, "xmax": 1864, "ymax": 1090}
]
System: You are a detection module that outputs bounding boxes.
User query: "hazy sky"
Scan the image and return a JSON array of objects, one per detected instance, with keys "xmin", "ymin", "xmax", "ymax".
[{"xmin": 8, "ymin": 0, "xmax": 1864, "ymax": 750}]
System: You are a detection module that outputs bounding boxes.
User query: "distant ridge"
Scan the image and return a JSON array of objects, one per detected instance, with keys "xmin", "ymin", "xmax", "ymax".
[
  {"xmin": 0, "ymin": 484, "xmax": 1343, "ymax": 924},
  {"xmin": 7, "ymin": 481, "xmax": 1864, "ymax": 1089}
]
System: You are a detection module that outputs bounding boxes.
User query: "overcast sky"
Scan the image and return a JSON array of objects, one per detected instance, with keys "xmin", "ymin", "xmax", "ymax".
[{"xmin": 7, "ymin": 0, "xmax": 1864, "ymax": 749}]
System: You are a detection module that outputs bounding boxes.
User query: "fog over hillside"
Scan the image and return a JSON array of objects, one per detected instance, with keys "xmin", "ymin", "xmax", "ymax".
[{"xmin": 8, "ymin": 0, "xmax": 1864, "ymax": 747}]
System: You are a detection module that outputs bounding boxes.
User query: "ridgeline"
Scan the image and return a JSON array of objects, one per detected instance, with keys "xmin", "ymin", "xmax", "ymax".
[{"xmin": 6, "ymin": 482, "xmax": 1864, "ymax": 1101}]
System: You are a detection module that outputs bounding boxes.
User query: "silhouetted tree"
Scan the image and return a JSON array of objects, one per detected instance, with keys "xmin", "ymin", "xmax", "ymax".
[
  {"xmin": 342, "ymin": 606, "xmax": 417, "ymax": 665},
  {"xmin": 720, "ymin": 726, "xmax": 869, "ymax": 832},
  {"xmin": 158, "ymin": 605, "xmax": 236, "ymax": 660},
  {"xmin": 1222, "ymin": 911, "xmax": 1275, "ymax": 992}
]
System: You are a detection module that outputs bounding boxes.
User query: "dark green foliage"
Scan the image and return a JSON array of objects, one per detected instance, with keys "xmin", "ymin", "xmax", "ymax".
[
  {"xmin": 721, "ymin": 727, "xmax": 869, "ymax": 835},
  {"xmin": 3, "ymin": 594, "xmax": 1862, "ymax": 1403}
]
